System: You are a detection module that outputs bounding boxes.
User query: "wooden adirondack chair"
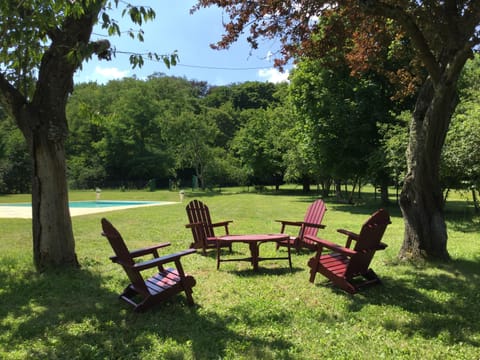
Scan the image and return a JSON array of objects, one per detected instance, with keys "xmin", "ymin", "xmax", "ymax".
[
  {"xmin": 276, "ymin": 199, "xmax": 327, "ymax": 252},
  {"xmin": 185, "ymin": 199, "xmax": 233, "ymax": 255},
  {"xmin": 306, "ymin": 208, "xmax": 390, "ymax": 294},
  {"xmin": 101, "ymin": 218, "xmax": 196, "ymax": 312}
]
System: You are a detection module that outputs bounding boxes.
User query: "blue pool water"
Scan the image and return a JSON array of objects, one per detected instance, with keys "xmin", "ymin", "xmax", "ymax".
[{"xmin": 0, "ymin": 200, "xmax": 162, "ymax": 208}]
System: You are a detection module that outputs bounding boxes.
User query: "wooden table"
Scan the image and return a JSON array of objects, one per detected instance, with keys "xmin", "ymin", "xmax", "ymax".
[{"xmin": 215, "ymin": 234, "xmax": 292, "ymax": 271}]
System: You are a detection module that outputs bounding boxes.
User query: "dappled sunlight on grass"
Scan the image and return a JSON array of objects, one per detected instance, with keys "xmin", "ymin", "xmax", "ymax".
[{"xmin": 1, "ymin": 189, "xmax": 479, "ymax": 359}]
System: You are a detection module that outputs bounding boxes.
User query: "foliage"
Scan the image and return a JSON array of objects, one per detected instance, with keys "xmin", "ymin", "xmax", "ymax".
[
  {"xmin": 442, "ymin": 55, "xmax": 480, "ymax": 193},
  {"xmin": 231, "ymin": 108, "xmax": 286, "ymax": 188},
  {"xmin": 378, "ymin": 111, "xmax": 410, "ymax": 189},
  {"xmin": 289, "ymin": 59, "xmax": 396, "ymax": 200},
  {"xmin": 0, "ymin": 117, "xmax": 30, "ymax": 194}
]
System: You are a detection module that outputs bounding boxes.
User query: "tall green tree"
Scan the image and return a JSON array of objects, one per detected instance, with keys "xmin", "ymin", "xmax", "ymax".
[
  {"xmin": 66, "ymin": 82, "xmax": 108, "ymax": 189},
  {"xmin": 442, "ymin": 55, "xmax": 480, "ymax": 210},
  {"xmin": 166, "ymin": 110, "xmax": 220, "ymax": 189},
  {"xmin": 231, "ymin": 108, "xmax": 287, "ymax": 189},
  {"xmin": 0, "ymin": 115, "xmax": 31, "ymax": 194},
  {"xmin": 0, "ymin": 1, "xmax": 172, "ymax": 271},
  {"xmin": 290, "ymin": 59, "xmax": 392, "ymax": 202},
  {"xmin": 193, "ymin": 0, "xmax": 480, "ymax": 262}
]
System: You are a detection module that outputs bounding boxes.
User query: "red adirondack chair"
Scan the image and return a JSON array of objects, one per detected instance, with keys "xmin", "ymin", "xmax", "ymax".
[
  {"xmin": 306, "ymin": 208, "xmax": 390, "ymax": 294},
  {"xmin": 276, "ymin": 199, "xmax": 327, "ymax": 252},
  {"xmin": 101, "ymin": 218, "xmax": 196, "ymax": 312},
  {"xmin": 185, "ymin": 199, "xmax": 233, "ymax": 255}
]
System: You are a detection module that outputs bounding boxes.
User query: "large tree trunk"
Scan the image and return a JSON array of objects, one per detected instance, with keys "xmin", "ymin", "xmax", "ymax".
[
  {"xmin": 20, "ymin": 62, "xmax": 80, "ymax": 271},
  {"xmin": 30, "ymin": 115, "xmax": 78, "ymax": 270},
  {"xmin": 399, "ymin": 78, "xmax": 458, "ymax": 261}
]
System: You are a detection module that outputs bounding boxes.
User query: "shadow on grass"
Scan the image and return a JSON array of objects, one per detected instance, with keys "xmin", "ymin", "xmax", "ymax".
[
  {"xmin": 340, "ymin": 257, "xmax": 480, "ymax": 348},
  {"xmin": 0, "ymin": 260, "xmax": 294, "ymax": 359},
  {"xmin": 227, "ymin": 266, "xmax": 302, "ymax": 277},
  {"xmin": 445, "ymin": 201, "xmax": 480, "ymax": 233}
]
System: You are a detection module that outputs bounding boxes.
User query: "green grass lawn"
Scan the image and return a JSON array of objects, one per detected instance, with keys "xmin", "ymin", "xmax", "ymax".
[{"xmin": 0, "ymin": 188, "xmax": 479, "ymax": 359}]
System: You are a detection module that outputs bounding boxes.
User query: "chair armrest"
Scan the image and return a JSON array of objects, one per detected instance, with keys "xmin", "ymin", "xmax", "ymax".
[
  {"xmin": 337, "ymin": 229, "xmax": 359, "ymax": 240},
  {"xmin": 187, "ymin": 221, "xmax": 232, "ymax": 231},
  {"xmin": 211, "ymin": 220, "xmax": 233, "ymax": 235},
  {"xmin": 275, "ymin": 220, "xmax": 303, "ymax": 227},
  {"xmin": 185, "ymin": 222, "xmax": 202, "ymax": 229},
  {"xmin": 303, "ymin": 221, "xmax": 326, "ymax": 229},
  {"xmin": 304, "ymin": 235, "xmax": 357, "ymax": 256},
  {"xmin": 109, "ymin": 242, "xmax": 171, "ymax": 262},
  {"xmin": 132, "ymin": 248, "xmax": 197, "ymax": 271},
  {"xmin": 211, "ymin": 221, "xmax": 233, "ymax": 227},
  {"xmin": 275, "ymin": 220, "xmax": 303, "ymax": 234},
  {"xmin": 129, "ymin": 242, "xmax": 171, "ymax": 258},
  {"xmin": 337, "ymin": 229, "xmax": 360, "ymax": 248}
]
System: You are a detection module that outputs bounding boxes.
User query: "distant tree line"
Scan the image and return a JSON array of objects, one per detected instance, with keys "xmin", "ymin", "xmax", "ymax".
[{"xmin": 1, "ymin": 57, "xmax": 479, "ymax": 206}]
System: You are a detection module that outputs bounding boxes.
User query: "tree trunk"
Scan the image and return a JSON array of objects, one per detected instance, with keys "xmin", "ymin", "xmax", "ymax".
[
  {"xmin": 380, "ymin": 180, "xmax": 389, "ymax": 205},
  {"xmin": 335, "ymin": 181, "xmax": 342, "ymax": 201},
  {"xmin": 30, "ymin": 118, "xmax": 78, "ymax": 270},
  {"xmin": 302, "ymin": 176, "xmax": 311, "ymax": 192},
  {"xmin": 399, "ymin": 78, "xmax": 457, "ymax": 261},
  {"xmin": 472, "ymin": 187, "xmax": 479, "ymax": 213}
]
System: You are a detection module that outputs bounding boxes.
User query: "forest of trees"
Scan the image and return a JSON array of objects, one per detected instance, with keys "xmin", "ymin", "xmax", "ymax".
[{"xmin": 1, "ymin": 56, "xmax": 479, "ymax": 206}]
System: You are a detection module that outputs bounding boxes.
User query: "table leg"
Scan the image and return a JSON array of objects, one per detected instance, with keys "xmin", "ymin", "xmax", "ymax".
[{"xmin": 248, "ymin": 241, "xmax": 259, "ymax": 270}]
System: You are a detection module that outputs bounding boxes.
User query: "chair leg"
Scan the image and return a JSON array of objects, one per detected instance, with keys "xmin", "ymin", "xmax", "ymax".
[
  {"xmin": 307, "ymin": 252, "xmax": 322, "ymax": 283},
  {"xmin": 287, "ymin": 244, "xmax": 292, "ymax": 270},
  {"xmin": 184, "ymin": 286, "xmax": 195, "ymax": 306}
]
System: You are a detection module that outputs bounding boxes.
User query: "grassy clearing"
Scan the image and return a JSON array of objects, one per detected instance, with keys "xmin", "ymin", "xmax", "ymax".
[{"xmin": 0, "ymin": 188, "xmax": 479, "ymax": 359}]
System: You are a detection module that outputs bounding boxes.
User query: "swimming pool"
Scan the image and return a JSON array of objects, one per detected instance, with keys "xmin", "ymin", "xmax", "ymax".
[
  {"xmin": 0, "ymin": 200, "xmax": 162, "ymax": 208},
  {"xmin": 0, "ymin": 200, "xmax": 176, "ymax": 218}
]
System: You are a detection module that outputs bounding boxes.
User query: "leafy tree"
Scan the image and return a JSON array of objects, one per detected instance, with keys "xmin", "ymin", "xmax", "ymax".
[
  {"xmin": 442, "ymin": 55, "xmax": 480, "ymax": 210},
  {"xmin": 100, "ymin": 78, "xmax": 172, "ymax": 185},
  {"xmin": 378, "ymin": 111, "xmax": 410, "ymax": 200},
  {"xmin": 203, "ymin": 82, "xmax": 279, "ymax": 110},
  {"xmin": 202, "ymin": 103, "xmax": 238, "ymax": 148},
  {"xmin": 166, "ymin": 110, "xmax": 220, "ymax": 189},
  {"xmin": 0, "ymin": 1, "xmax": 173, "ymax": 271},
  {"xmin": 230, "ymin": 82, "xmax": 279, "ymax": 110},
  {"xmin": 290, "ymin": 59, "xmax": 391, "ymax": 202},
  {"xmin": 0, "ymin": 115, "xmax": 31, "ymax": 194},
  {"xmin": 194, "ymin": 0, "xmax": 480, "ymax": 261},
  {"xmin": 66, "ymin": 82, "xmax": 108, "ymax": 189},
  {"xmin": 231, "ymin": 108, "xmax": 286, "ymax": 190}
]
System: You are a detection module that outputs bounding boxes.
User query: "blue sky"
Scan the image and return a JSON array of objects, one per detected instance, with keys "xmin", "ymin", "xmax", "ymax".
[{"xmin": 74, "ymin": 0, "xmax": 291, "ymax": 86}]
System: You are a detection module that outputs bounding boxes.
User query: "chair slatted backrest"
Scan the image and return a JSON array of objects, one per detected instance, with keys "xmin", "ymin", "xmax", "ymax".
[
  {"xmin": 186, "ymin": 200, "xmax": 215, "ymax": 238},
  {"xmin": 101, "ymin": 218, "xmax": 149, "ymax": 295},
  {"xmin": 346, "ymin": 209, "xmax": 391, "ymax": 277},
  {"xmin": 300, "ymin": 200, "xmax": 327, "ymax": 238}
]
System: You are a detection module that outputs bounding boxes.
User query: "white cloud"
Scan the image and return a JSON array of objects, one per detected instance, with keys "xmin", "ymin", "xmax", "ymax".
[
  {"xmin": 94, "ymin": 66, "xmax": 129, "ymax": 81},
  {"xmin": 258, "ymin": 68, "xmax": 290, "ymax": 83}
]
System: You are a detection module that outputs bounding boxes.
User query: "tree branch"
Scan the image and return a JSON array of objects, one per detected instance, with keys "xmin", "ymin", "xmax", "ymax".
[
  {"xmin": 358, "ymin": 0, "xmax": 442, "ymax": 83},
  {"xmin": 0, "ymin": 73, "xmax": 27, "ymax": 118}
]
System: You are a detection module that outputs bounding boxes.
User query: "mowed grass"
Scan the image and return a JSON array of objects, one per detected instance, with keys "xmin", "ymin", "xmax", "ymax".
[{"xmin": 0, "ymin": 188, "xmax": 479, "ymax": 359}]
